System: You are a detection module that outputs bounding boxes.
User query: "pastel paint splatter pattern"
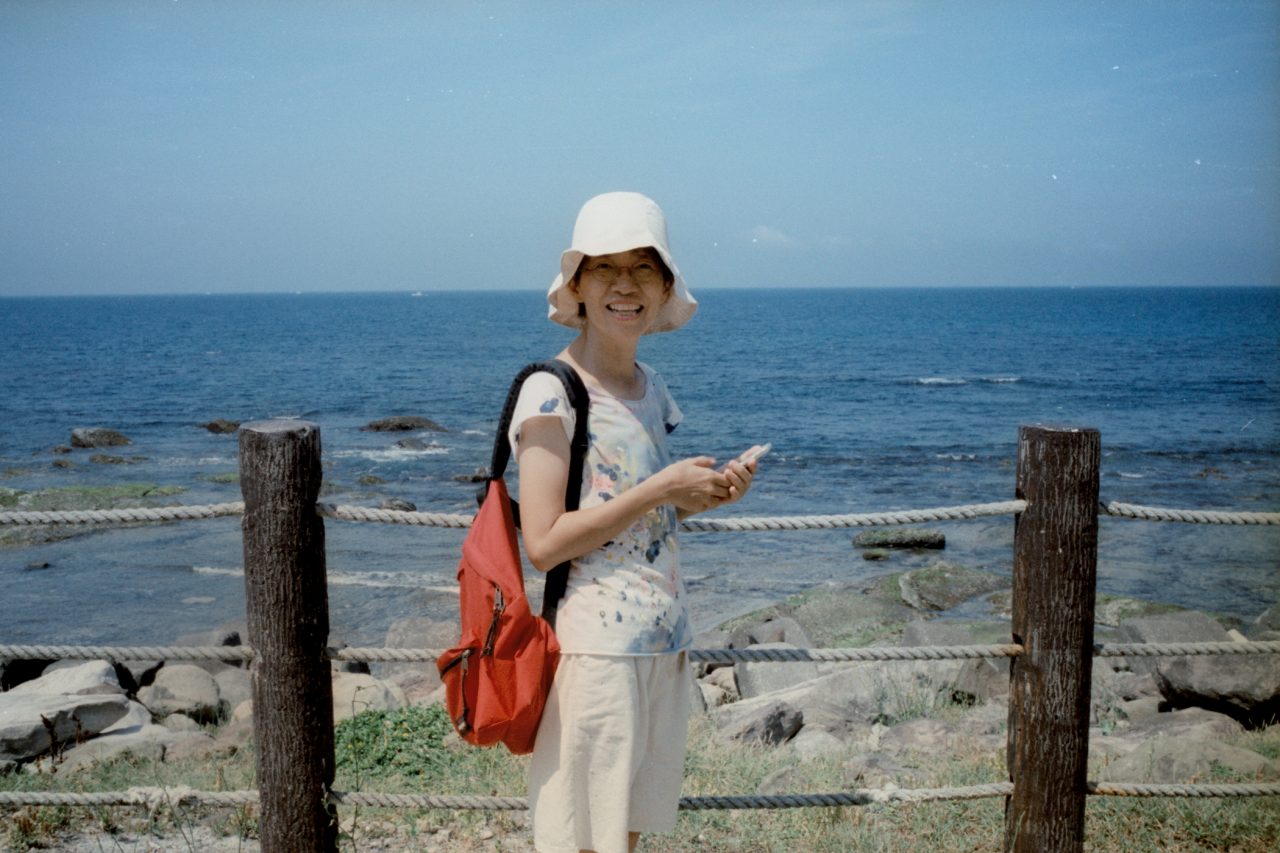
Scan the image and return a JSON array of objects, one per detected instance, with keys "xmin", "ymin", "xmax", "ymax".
[{"xmin": 509, "ymin": 364, "xmax": 691, "ymax": 655}]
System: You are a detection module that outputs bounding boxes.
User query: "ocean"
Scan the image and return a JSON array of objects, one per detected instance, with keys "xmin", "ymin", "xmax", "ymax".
[{"xmin": 2, "ymin": 287, "xmax": 1277, "ymax": 648}]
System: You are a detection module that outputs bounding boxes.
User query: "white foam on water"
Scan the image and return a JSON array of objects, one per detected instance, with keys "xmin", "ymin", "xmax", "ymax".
[
  {"xmin": 193, "ymin": 565, "xmax": 243, "ymax": 578},
  {"xmin": 330, "ymin": 446, "xmax": 450, "ymax": 463},
  {"xmin": 327, "ymin": 568, "xmax": 457, "ymax": 592}
]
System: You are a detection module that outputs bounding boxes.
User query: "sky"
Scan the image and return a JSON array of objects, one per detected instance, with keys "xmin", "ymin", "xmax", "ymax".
[{"xmin": 1, "ymin": 1, "xmax": 1277, "ymax": 296}]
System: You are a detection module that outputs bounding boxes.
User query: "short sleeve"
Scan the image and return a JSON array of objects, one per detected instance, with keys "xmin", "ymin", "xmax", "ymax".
[
  {"xmin": 507, "ymin": 371, "xmax": 576, "ymax": 457},
  {"xmin": 645, "ymin": 365, "xmax": 682, "ymax": 435}
]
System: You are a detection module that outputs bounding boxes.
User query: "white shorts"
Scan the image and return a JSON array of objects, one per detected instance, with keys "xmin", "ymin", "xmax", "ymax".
[{"xmin": 528, "ymin": 651, "xmax": 692, "ymax": 853}]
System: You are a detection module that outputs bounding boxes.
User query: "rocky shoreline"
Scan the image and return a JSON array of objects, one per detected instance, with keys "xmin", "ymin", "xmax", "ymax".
[{"xmin": 4, "ymin": 558, "xmax": 1277, "ymax": 785}]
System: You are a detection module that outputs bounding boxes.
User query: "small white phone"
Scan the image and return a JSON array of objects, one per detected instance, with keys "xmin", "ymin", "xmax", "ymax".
[{"xmin": 734, "ymin": 443, "xmax": 771, "ymax": 466}]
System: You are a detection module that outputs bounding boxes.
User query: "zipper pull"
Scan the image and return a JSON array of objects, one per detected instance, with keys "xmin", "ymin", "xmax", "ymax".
[{"xmin": 482, "ymin": 586, "xmax": 505, "ymax": 656}]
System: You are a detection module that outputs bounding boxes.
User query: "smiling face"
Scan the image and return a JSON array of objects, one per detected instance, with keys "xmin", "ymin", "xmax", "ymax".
[{"xmin": 570, "ymin": 247, "xmax": 673, "ymax": 339}]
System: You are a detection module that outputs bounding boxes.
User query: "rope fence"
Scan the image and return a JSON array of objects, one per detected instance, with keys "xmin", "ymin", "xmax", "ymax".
[
  {"xmin": 4, "ymin": 422, "xmax": 1279, "ymax": 852},
  {"xmin": 3, "ymin": 640, "xmax": 1278, "ymax": 664},
  {"xmin": 5, "ymin": 781, "xmax": 1278, "ymax": 813},
  {"xmin": 4, "ymin": 498, "xmax": 1279, "ymax": 529}
]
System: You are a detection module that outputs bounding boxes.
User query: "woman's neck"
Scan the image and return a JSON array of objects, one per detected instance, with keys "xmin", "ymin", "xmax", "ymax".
[{"xmin": 562, "ymin": 333, "xmax": 643, "ymax": 399}]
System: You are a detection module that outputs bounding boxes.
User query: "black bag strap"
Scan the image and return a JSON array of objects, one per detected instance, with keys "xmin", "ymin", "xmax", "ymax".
[{"xmin": 484, "ymin": 359, "xmax": 590, "ymax": 624}]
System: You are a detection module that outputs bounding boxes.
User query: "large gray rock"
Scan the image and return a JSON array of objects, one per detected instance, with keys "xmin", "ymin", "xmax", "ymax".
[
  {"xmin": 331, "ymin": 672, "xmax": 406, "ymax": 722},
  {"xmin": 213, "ymin": 668, "xmax": 253, "ymax": 712},
  {"xmin": 717, "ymin": 699, "xmax": 803, "ymax": 746},
  {"xmin": 735, "ymin": 643, "xmax": 821, "ymax": 700},
  {"xmin": 70, "ymin": 427, "xmax": 131, "ymax": 448},
  {"xmin": 1097, "ymin": 738, "xmax": 1280, "ymax": 783},
  {"xmin": 375, "ymin": 617, "xmax": 458, "ymax": 703},
  {"xmin": 137, "ymin": 664, "xmax": 221, "ymax": 724},
  {"xmin": 53, "ymin": 724, "xmax": 209, "ymax": 774},
  {"xmin": 1089, "ymin": 706, "xmax": 1245, "ymax": 764},
  {"xmin": 1154, "ymin": 654, "xmax": 1279, "ymax": 728},
  {"xmin": 1117, "ymin": 611, "xmax": 1228, "ymax": 673},
  {"xmin": 897, "ymin": 564, "xmax": 1007, "ymax": 612},
  {"xmin": 727, "ymin": 616, "xmax": 811, "ymax": 650},
  {"xmin": 1252, "ymin": 602, "xmax": 1280, "ymax": 641},
  {"xmin": 1118, "ymin": 611, "xmax": 1280, "ymax": 727},
  {"xmin": 0, "ymin": 692, "xmax": 132, "ymax": 763},
  {"xmin": 14, "ymin": 661, "xmax": 125, "ymax": 697},
  {"xmin": 711, "ymin": 661, "xmax": 923, "ymax": 745}
]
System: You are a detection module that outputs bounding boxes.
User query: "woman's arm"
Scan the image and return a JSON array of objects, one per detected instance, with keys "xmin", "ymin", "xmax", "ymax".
[{"xmin": 516, "ymin": 416, "xmax": 732, "ymax": 572}]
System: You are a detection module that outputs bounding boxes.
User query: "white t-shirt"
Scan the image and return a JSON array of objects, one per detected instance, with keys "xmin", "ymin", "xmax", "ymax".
[{"xmin": 508, "ymin": 363, "xmax": 692, "ymax": 656}]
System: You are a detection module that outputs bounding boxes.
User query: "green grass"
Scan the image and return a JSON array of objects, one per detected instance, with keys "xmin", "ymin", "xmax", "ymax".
[{"xmin": 3, "ymin": 708, "xmax": 1277, "ymax": 851}]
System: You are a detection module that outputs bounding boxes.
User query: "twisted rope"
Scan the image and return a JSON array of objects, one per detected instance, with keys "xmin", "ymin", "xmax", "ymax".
[
  {"xmin": 5, "ymin": 498, "xmax": 1276, "ymax": 529},
  {"xmin": 1095, "ymin": 641, "xmax": 1280, "ymax": 657},
  {"xmin": 329, "ymin": 791, "xmax": 527, "ymax": 810},
  {"xmin": 1101, "ymin": 502, "xmax": 1280, "ymax": 525},
  {"xmin": 679, "ymin": 500, "xmax": 1027, "ymax": 531},
  {"xmin": 677, "ymin": 783, "xmax": 1014, "ymax": 809},
  {"xmin": 5, "ymin": 782, "xmax": 1274, "ymax": 813},
  {"xmin": 0, "ymin": 644, "xmax": 255, "ymax": 662},
  {"xmin": 1087, "ymin": 782, "xmax": 1280, "ymax": 798},
  {"xmin": 314, "ymin": 503, "xmax": 472, "ymax": 528},
  {"xmin": 690, "ymin": 644, "xmax": 1025, "ymax": 663},
  {"xmin": 0, "ymin": 503, "xmax": 244, "ymax": 526},
  {"xmin": 5, "ymin": 641, "xmax": 1278, "ymax": 664}
]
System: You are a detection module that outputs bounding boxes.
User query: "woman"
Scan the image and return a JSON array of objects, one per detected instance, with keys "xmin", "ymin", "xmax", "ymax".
[{"xmin": 508, "ymin": 191, "xmax": 761, "ymax": 853}]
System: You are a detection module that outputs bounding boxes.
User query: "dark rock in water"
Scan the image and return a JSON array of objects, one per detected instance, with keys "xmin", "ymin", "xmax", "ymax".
[
  {"xmin": 25, "ymin": 561, "xmax": 51, "ymax": 570},
  {"xmin": 51, "ymin": 445, "xmax": 72, "ymax": 455},
  {"xmin": 51, "ymin": 459, "xmax": 73, "ymax": 469},
  {"xmin": 853, "ymin": 528, "xmax": 945, "ymax": 550},
  {"xmin": 380, "ymin": 498, "xmax": 417, "ymax": 512},
  {"xmin": 395, "ymin": 438, "xmax": 432, "ymax": 450},
  {"xmin": 70, "ymin": 427, "xmax": 131, "ymax": 448},
  {"xmin": 453, "ymin": 467, "xmax": 489, "ymax": 483},
  {"xmin": 89, "ymin": 454, "xmax": 129, "ymax": 465},
  {"xmin": 358, "ymin": 474, "xmax": 386, "ymax": 486},
  {"xmin": 201, "ymin": 419, "xmax": 240, "ymax": 434},
  {"xmin": 362, "ymin": 416, "xmax": 447, "ymax": 433}
]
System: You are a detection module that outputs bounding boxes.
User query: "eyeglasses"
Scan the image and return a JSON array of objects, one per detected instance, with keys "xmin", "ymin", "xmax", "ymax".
[{"xmin": 581, "ymin": 259, "xmax": 664, "ymax": 286}]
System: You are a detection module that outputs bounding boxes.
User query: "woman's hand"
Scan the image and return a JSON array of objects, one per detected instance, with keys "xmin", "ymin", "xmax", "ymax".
[
  {"xmin": 662, "ymin": 449, "xmax": 760, "ymax": 517},
  {"xmin": 660, "ymin": 457, "xmax": 731, "ymax": 515},
  {"xmin": 718, "ymin": 450, "xmax": 760, "ymax": 507}
]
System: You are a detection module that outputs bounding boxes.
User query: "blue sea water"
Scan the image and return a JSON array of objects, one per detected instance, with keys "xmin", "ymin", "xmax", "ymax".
[{"xmin": 1, "ymin": 287, "xmax": 1277, "ymax": 647}]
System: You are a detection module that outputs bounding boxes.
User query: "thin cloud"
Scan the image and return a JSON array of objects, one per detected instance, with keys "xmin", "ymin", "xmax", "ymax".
[{"xmin": 748, "ymin": 225, "xmax": 800, "ymax": 248}]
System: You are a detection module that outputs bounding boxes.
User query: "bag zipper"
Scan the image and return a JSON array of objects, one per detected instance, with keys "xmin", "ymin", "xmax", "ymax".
[{"xmin": 482, "ymin": 586, "xmax": 504, "ymax": 656}]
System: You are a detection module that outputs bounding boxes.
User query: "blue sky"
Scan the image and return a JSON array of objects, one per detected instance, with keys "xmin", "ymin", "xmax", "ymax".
[{"xmin": 1, "ymin": 1, "xmax": 1277, "ymax": 296}]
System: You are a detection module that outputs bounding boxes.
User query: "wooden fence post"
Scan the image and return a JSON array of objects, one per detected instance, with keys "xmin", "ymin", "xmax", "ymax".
[
  {"xmin": 239, "ymin": 420, "xmax": 338, "ymax": 852},
  {"xmin": 1005, "ymin": 424, "xmax": 1100, "ymax": 853}
]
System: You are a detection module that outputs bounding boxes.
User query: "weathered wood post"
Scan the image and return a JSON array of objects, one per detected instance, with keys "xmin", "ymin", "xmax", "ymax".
[
  {"xmin": 1005, "ymin": 424, "xmax": 1100, "ymax": 853},
  {"xmin": 239, "ymin": 420, "xmax": 338, "ymax": 852}
]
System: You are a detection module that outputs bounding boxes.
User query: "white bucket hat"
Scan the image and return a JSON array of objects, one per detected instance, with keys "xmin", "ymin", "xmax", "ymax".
[{"xmin": 546, "ymin": 192, "xmax": 697, "ymax": 334}]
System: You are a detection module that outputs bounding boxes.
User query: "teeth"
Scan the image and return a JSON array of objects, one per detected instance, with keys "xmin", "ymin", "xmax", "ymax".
[{"xmin": 608, "ymin": 303, "xmax": 642, "ymax": 315}]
